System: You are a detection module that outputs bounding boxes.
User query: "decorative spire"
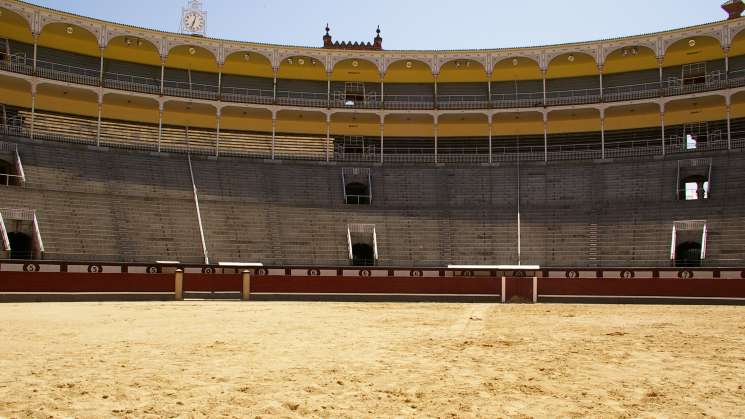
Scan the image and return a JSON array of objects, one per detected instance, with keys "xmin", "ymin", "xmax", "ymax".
[
  {"xmin": 722, "ymin": 0, "xmax": 745, "ymax": 19},
  {"xmin": 323, "ymin": 23, "xmax": 332, "ymax": 47},
  {"xmin": 373, "ymin": 25, "xmax": 383, "ymax": 49},
  {"xmin": 322, "ymin": 24, "xmax": 383, "ymax": 50}
]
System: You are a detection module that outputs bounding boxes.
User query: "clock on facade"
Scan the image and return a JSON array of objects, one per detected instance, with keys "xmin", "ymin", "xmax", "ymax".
[{"xmin": 180, "ymin": 1, "xmax": 207, "ymax": 35}]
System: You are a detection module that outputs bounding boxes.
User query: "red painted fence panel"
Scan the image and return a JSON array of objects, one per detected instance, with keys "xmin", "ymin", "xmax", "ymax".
[
  {"xmin": 251, "ymin": 276, "xmax": 501, "ymax": 295},
  {"xmin": 0, "ymin": 272, "xmax": 173, "ymax": 293},
  {"xmin": 538, "ymin": 278, "xmax": 745, "ymax": 299},
  {"xmin": 505, "ymin": 277, "xmax": 534, "ymax": 301}
]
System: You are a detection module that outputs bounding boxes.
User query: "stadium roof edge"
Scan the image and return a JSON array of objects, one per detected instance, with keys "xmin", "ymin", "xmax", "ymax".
[{"xmin": 8, "ymin": 0, "xmax": 734, "ymax": 54}]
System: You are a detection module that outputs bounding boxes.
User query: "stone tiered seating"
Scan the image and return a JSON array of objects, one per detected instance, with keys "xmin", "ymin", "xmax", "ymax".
[{"xmin": 2, "ymin": 129, "xmax": 744, "ymax": 266}]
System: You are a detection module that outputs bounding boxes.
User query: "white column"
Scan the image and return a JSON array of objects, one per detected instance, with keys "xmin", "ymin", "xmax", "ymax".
[
  {"xmin": 157, "ymin": 103, "xmax": 163, "ymax": 153},
  {"xmin": 380, "ymin": 72, "xmax": 385, "ymax": 109},
  {"xmin": 543, "ymin": 112, "xmax": 548, "ymax": 162},
  {"xmin": 272, "ymin": 67, "xmax": 278, "ymax": 103},
  {"xmin": 541, "ymin": 70, "xmax": 547, "ymax": 105},
  {"xmin": 660, "ymin": 106, "xmax": 666, "ymax": 156},
  {"xmin": 488, "ymin": 114, "xmax": 493, "ymax": 164},
  {"xmin": 32, "ymin": 33, "xmax": 38, "ymax": 73},
  {"xmin": 99, "ymin": 47, "xmax": 105, "ymax": 86},
  {"xmin": 434, "ymin": 118, "xmax": 438, "ymax": 164},
  {"xmin": 380, "ymin": 118, "xmax": 385, "ymax": 164},
  {"xmin": 215, "ymin": 109, "xmax": 221, "ymax": 157},
  {"xmin": 433, "ymin": 73, "xmax": 439, "ymax": 109},
  {"xmin": 600, "ymin": 109, "xmax": 605, "ymax": 159},
  {"xmin": 487, "ymin": 73, "xmax": 492, "ymax": 106},
  {"xmin": 271, "ymin": 114, "xmax": 276, "ymax": 160},
  {"xmin": 96, "ymin": 95, "xmax": 103, "ymax": 147},
  {"xmin": 657, "ymin": 57, "xmax": 664, "ymax": 87},
  {"xmin": 726, "ymin": 96, "xmax": 732, "ymax": 150},
  {"xmin": 160, "ymin": 56, "xmax": 166, "ymax": 95},
  {"xmin": 326, "ymin": 72, "xmax": 332, "ymax": 107},
  {"xmin": 725, "ymin": 48, "xmax": 730, "ymax": 80},
  {"xmin": 217, "ymin": 64, "xmax": 223, "ymax": 99},
  {"xmin": 30, "ymin": 85, "xmax": 36, "ymax": 140},
  {"xmin": 325, "ymin": 114, "xmax": 331, "ymax": 162},
  {"xmin": 598, "ymin": 65, "xmax": 604, "ymax": 100}
]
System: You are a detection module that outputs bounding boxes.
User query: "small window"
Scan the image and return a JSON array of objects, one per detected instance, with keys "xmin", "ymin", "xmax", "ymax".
[{"xmin": 685, "ymin": 182, "xmax": 699, "ymax": 200}]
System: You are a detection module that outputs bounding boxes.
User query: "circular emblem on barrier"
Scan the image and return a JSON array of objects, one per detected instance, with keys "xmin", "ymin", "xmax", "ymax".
[
  {"xmin": 741, "ymin": 271, "xmax": 745, "ymax": 279},
  {"xmin": 146, "ymin": 266, "xmax": 160, "ymax": 274},
  {"xmin": 621, "ymin": 270, "xmax": 635, "ymax": 279},
  {"xmin": 678, "ymin": 270, "xmax": 694, "ymax": 279},
  {"xmin": 513, "ymin": 270, "xmax": 527, "ymax": 278},
  {"xmin": 463, "ymin": 270, "xmax": 474, "ymax": 277},
  {"xmin": 359, "ymin": 269, "xmax": 372, "ymax": 277},
  {"xmin": 308, "ymin": 268, "xmax": 321, "ymax": 277},
  {"xmin": 201, "ymin": 267, "xmax": 215, "ymax": 274},
  {"xmin": 411, "ymin": 270, "xmax": 423, "ymax": 277},
  {"xmin": 566, "ymin": 270, "xmax": 579, "ymax": 279},
  {"xmin": 88, "ymin": 265, "xmax": 103, "ymax": 273},
  {"xmin": 23, "ymin": 263, "xmax": 40, "ymax": 272},
  {"xmin": 256, "ymin": 268, "xmax": 268, "ymax": 276}
]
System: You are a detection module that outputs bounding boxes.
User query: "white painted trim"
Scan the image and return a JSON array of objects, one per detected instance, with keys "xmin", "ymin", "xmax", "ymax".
[
  {"xmin": 501, "ymin": 276, "xmax": 506, "ymax": 303},
  {"xmin": 532, "ymin": 277, "xmax": 538, "ymax": 303}
]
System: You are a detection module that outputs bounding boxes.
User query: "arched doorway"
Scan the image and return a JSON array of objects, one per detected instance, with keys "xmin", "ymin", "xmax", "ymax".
[
  {"xmin": 352, "ymin": 243, "xmax": 375, "ymax": 266},
  {"xmin": 345, "ymin": 182, "xmax": 370, "ymax": 205},
  {"xmin": 675, "ymin": 241, "xmax": 702, "ymax": 267},
  {"xmin": 8, "ymin": 232, "xmax": 32, "ymax": 259}
]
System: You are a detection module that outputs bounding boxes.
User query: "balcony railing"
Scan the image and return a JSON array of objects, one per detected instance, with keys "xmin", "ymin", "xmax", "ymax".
[{"xmin": 2, "ymin": 53, "xmax": 745, "ymax": 111}]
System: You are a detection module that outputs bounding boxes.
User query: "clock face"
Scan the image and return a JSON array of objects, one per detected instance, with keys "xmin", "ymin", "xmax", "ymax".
[{"xmin": 183, "ymin": 11, "xmax": 204, "ymax": 32}]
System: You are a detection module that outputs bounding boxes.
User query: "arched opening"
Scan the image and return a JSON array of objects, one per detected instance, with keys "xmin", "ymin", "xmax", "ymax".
[
  {"xmin": 164, "ymin": 45, "xmax": 219, "ymax": 99},
  {"xmin": 352, "ymin": 243, "xmax": 375, "ymax": 266},
  {"xmin": 675, "ymin": 241, "xmax": 702, "ymax": 267},
  {"xmin": 8, "ymin": 231, "xmax": 31, "ymax": 260},
  {"xmin": 383, "ymin": 59, "xmax": 435, "ymax": 108},
  {"xmin": 222, "ymin": 51, "xmax": 274, "ymax": 102},
  {"xmin": 345, "ymin": 182, "xmax": 369, "ymax": 205},
  {"xmin": 491, "ymin": 57, "xmax": 543, "ymax": 106},
  {"xmin": 104, "ymin": 36, "xmax": 161, "ymax": 94},
  {"xmin": 0, "ymin": 158, "xmax": 12, "ymax": 185}
]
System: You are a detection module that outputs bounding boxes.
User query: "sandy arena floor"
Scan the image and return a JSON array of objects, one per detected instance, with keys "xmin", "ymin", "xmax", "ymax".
[{"xmin": 0, "ymin": 302, "xmax": 744, "ymax": 418}]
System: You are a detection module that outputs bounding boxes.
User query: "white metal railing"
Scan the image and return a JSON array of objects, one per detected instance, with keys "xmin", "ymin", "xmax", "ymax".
[
  {"xmin": 32, "ymin": 211, "xmax": 44, "ymax": 255},
  {"xmin": 35, "ymin": 57, "xmax": 99, "ymax": 85},
  {"xmin": 2, "ymin": 53, "xmax": 742, "ymax": 111},
  {"xmin": 0, "ymin": 211, "xmax": 9, "ymax": 252}
]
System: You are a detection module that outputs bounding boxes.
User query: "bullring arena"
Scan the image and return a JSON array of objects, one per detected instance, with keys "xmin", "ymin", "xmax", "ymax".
[{"xmin": 1, "ymin": 0, "xmax": 745, "ymax": 416}]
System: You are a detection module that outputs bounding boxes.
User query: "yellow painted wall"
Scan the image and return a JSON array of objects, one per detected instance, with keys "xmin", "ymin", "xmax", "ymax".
[
  {"xmin": 492, "ymin": 59, "xmax": 542, "ymax": 81},
  {"xmin": 276, "ymin": 119, "xmax": 326, "ymax": 135},
  {"xmin": 38, "ymin": 28, "xmax": 99, "ymax": 57},
  {"xmin": 547, "ymin": 55, "xmax": 598, "ymax": 78},
  {"xmin": 223, "ymin": 54, "xmax": 274, "ymax": 78},
  {"xmin": 102, "ymin": 103, "xmax": 158, "ymax": 125},
  {"xmin": 0, "ymin": 86, "xmax": 32, "ymax": 107},
  {"xmin": 0, "ymin": 10, "xmax": 33, "ymax": 43},
  {"xmin": 664, "ymin": 38, "xmax": 723, "ymax": 67},
  {"xmin": 605, "ymin": 111, "xmax": 661, "ymax": 131},
  {"xmin": 104, "ymin": 42, "xmax": 161, "ymax": 67},
  {"xmin": 665, "ymin": 105, "xmax": 726, "ymax": 125},
  {"xmin": 330, "ymin": 120, "xmax": 379, "ymax": 136},
  {"xmin": 163, "ymin": 109, "xmax": 217, "ymax": 129},
  {"xmin": 492, "ymin": 119, "xmax": 544, "ymax": 136},
  {"xmin": 438, "ymin": 121, "xmax": 489, "ymax": 137},
  {"xmin": 36, "ymin": 92, "xmax": 97, "ymax": 118},
  {"xmin": 221, "ymin": 114, "xmax": 273, "ymax": 132}
]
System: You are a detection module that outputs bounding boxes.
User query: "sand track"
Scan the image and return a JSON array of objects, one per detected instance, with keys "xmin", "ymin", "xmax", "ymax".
[{"xmin": 1, "ymin": 302, "xmax": 744, "ymax": 418}]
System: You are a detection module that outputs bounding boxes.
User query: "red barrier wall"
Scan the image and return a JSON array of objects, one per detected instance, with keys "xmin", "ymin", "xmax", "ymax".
[
  {"xmin": 251, "ymin": 276, "xmax": 501, "ymax": 295},
  {"xmin": 184, "ymin": 274, "xmax": 242, "ymax": 292},
  {"xmin": 0, "ymin": 272, "xmax": 173, "ymax": 293},
  {"xmin": 538, "ymin": 278, "xmax": 745, "ymax": 298}
]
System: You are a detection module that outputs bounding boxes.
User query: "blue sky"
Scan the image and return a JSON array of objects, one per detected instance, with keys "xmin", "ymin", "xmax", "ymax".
[{"xmin": 29, "ymin": 0, "xmax": 728, "ymax": 50}]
